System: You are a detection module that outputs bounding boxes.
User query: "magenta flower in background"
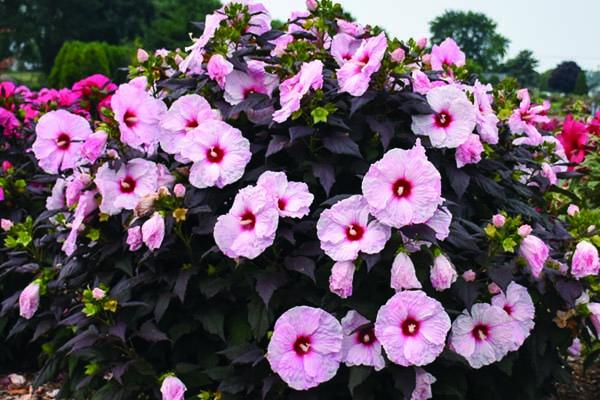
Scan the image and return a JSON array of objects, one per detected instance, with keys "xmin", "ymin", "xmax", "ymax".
[
  {"xmin": 588, "ymin": 303, "xmax": 600, "ymax": 338},
  {"xmin": 19, "ymin": 282, "xmax": 40, "ymax": 320},
  {"xmin": 256, "ymin": 171, "xmax": 314, "ymax": 218},
  {"xmin": 179, "ymin": 120, "xmax": 251, "ymax": 189},
  {"xmin": 331, "ymin": 33, "xmax": 361, "ymax": 66},
  {"xmin": 0, "ymin": 187, "xmax": 3, "ymax": 202},
  {"xmin": 340, "ymin": 310, "xmax": 385, "ymax": 370},
  {"xmin": 411, "ymin": 368, "xmax": 436, "ymax": 400},
  {"xmin": 424, "ymin": 206, "xmax": 452, "ymax": 241},
  {"xmin": 362, "ymin": 140, "xmax": 442, "ymax": 228},
  {"xmin": 449, "ymin": 303, "xmax": 514, "ymax": 368},
  {"xmin": 81, "ymin": 131, "xmax": 108, "ymax": 164},
  {"xmin": 160, "ymin": 376, "xmax": 186, "ymax": 400},
  {"xmin": 127, "ymin": 226, "xmax": 143, "ymax": 251},
  {"xmin": 207, "ymin": 54, "xmax": 233, "ymax": 89},
  {"xmin": 430, "ymin": 254, "xmax": 458, "ymax": 291},
  {"xmin": 508, "ymin": 89, "xmax": 550, "ymax": 146},
  {"xmin": 571, "ymin": 241, "xmax": 599, "ymax": 279},
  {"xmin": 160, "ymin": 94, "xmax": 221, "ymax": 157},
  {"xmin": 32, "ymin": 110, "xmax": 92, "ymax": 174},
  {"xmin": 519, "ymin": 234, "xmax": 549, "ymax": 278},
  {"xmin": 95, "ymin": 158, "xmax": 159, "ymax": 215},
  {"xmin": 317, "ymin": 195, "xmax": 391, "ymax": 262},
  {"xmin": 111, "ymin": 77, "xmax": 166, "ymax": 154},
  {"xmin": 557, "ymin": 114, "xmax": 589, "ymax": 165},
  {"xmin": 329, "ymin": 261, "xmax": 355, "ymax": 298},
  {"xmin": 375, "ymin": 290, "xmax": 451, "ymax": 366},
  {"xmin": 224, "ymin": 60, "xmax": 279, "ymax": 105},
  {"xmin": 491, "ymin": 282, "xmax": 534, "ymax": 351},
  {"xmin": 267, "ymin": 306, "xmax": 343, "ymax": 390},
  {"xmin": 0, "ymin": 108, "xmax": 20, "ymax": 136},
  {"xmin": 142, "ymin": 212, "xmax": 165, "ymax": 251},
  {"xmin": 337, "ymin": 33, "xmax": 387, "ymax": 96},
  {"xmin": 455, "ymin": 133, "xmax": 484, "ymax": 168},
  {"xmin": 411, "ymin": 85, "xmax": 476, "ymax": 149},
  {"xmin": 273, "ymin": 60, "xmax": 324, "ymax": 123},
  {"xmin": 430, "ymin": 38, "xmax": 465, "ymax": 71},
  {"xmin": 390, "ymin": 252, "xmax": 422, "ymax": 291},
  {"xmin": 72, "ymin": 74, "xmax": 116, "ymax": 98},
  {"xmin": 213, "ymin": 185, "xmax": 279, "ymax": 259}
]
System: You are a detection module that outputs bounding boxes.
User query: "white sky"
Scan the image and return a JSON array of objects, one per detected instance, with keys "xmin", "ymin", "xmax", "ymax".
[{"xmin": 258, "ymin": 0, "xmax": 600, "ymax": 71}]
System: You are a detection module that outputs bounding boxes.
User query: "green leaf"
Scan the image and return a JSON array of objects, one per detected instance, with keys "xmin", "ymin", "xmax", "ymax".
[
  {"xmin": 502, "ymin": 237, "xmax": 517, "ymax": 253},
  {"xmin": 248, "ymin": 298, "xmax": 269, "ymax": 340},
  {"xmin": 311, "ymin": 106, "xmax": 329, "ymax": 124}
]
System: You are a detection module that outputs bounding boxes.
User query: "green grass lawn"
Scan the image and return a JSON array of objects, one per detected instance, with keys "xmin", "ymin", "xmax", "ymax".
[{"xmin": 0, "ymin": 71, "xmax": 46, "ymax": 89}]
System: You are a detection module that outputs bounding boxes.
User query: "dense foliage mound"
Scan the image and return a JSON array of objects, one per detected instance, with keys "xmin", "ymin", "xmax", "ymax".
[{"xmin": 1, "ymin": 1, "xmax": 600, "ymax": 399}]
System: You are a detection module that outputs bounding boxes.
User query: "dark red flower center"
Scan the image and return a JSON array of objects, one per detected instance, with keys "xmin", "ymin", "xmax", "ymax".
[
  {"xmin": 503, "ymin": 304, "xmax": 513, "ymax": 316},
  {"xmin": 243, "ymin": 87, "xmax": 258, "ymax": 99},
  {"xmin": 392, "ymin": 178, "xmax": 412, "ymax": 198},
  {"xmin": 435, "ymin": 111, "xmax": 453, "ymax": 128},
  {"xmin": 401, "ymin": 317, "xmax": 420, "ymax": 336},
  {"xmin": 124, "ymin": 110, "xmax": 138, "ymax": 128},
  {"xmin": 345, "ymin": 223, "xmax": 365, "ymax": 241},
  {"xmin": 277, "ymin": 198, "xmax": 287, "ymax": 211},
  {"xmin": 56, "ymin": 133, "xmax": 71, "ymax": 150},
  {"xmin": 293, "ymin": 336, "xmax": 312, "ymax": 355},
  {"xmin": 206, "ymin": 146, "xmax": 225, "ymax": 163},
  {"xmin": 239, "ymin": 211, "xmax": 256, "ymax": 230},
  {"xmin": 119, "ymin": 176, "xmax": 136, "ymax": 193},
  {"xmin": 472, "ymin": 324, "xmax": 489, "ymax": 342},
  {"xmin": 185, "ymin": 119, "xmax": 199, "ymax": 129},
  {"xmin": 357, "ymin": 326, "xmax": 376, "ymax": 345}
]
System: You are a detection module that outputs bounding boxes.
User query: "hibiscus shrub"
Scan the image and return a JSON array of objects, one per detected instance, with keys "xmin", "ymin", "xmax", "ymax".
[{"xmin": 2, "ymin": 1, "xmax": 600, "ymax": 400}]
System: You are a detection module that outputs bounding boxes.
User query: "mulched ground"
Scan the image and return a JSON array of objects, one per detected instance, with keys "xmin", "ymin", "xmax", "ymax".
[{"xmin": 1, "ymin": 360, "xmax": 599, "ymax": 399}]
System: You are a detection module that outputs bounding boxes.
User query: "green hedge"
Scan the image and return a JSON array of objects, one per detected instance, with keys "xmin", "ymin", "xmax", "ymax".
[{"xmin": 48, "ymin": 41, "xmax": 134, "ymax": 88}]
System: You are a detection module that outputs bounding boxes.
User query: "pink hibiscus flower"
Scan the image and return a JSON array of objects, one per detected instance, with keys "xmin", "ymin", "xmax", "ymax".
[
  {"xmin": 455, "ymin": 133, "xmax": 484, "ymax": 168},
  {"xmin": 374, "ymin": 290, "xmax": 451, "ymax": 366},
  {"xmin": 159, "ymin": 94, "xmax": 221, "ymax": 157},
  {"xmin": 491, "ymin": 282, "xmax": 535, "ymax": 351},
  {"xmin": 390, "ymin": 252, "xmax": 422, "ymax": 291},
  {"xmin": 411, "ymin": 85, "xmax": 476, "ymax": 148},
  {"xmin": 329, "ymin": 261, "xmax": 355, "ymax": 298},
  {"xmin": 557, "ymin": 114, "xmax": 589, "ymax": 165},
  {"xmin": 72, "ymin": 74, "xmax": 117, "ymax": 98},
  {"xmin": 340, "ymin": 310, "xmax": 385, "ymax": 371},
  {"xmin": 337, "ymin": 33, "xmax": 387, "ymax": 96},
  {"xmin": 111, "ymin": 77, "xmax": 167, "ymax": 154},
  {"xmin": 449, "ymin": 303, "xmax": 514, "ymax": 368},
  {"xmin": 424, "ymin": 206, "xmax": 452, "ymax": 241},
  {"xmin": 430, "ymin": 38, "xmax": 465, "ymax": 71},
  {"xmin": 316, "ymin": 195, "xmax": 391, "ymax": 262},
  {"xmin": 180, "ymin": 12, "xmax": 227, "ymax": 73},
  {"xmin": 207, "ymin": 54, "xmax": 233, "ymax": 89},
  {"xmin": 411, "ymin": 368, "xmax": 436, "ymax": 400},
  {"xmin": 267, "ymin": 306, "xmax": 343, "ymax": 391},
  {"xmin": 273, "ymin": 60, "xmax": 324, "ymax": 123},
  {"xmin": 94, "ymin": 158, "xmax": 159, "ymax": 215},
  {"xmin": 571, "ymin": 240, "xmax": 600, "ymax": 279},
  {"xmin": 411, "ymin": 70, "xmax": 446, "ymax": 95},
  {"xmin": 331, "ymin": 33, "xmax": 362, "ymax": 67},
  {"xmin": 361, "ymin": 140, "xmax": 442, "ymax": 228},
  {"xmin": 213, "ymin": 185, "xmax": 279, "ymax": 259},
  {"xmin": 508, "ymin": 89, "xmax": 550, "ymax": 146},
  {"xmin": 256, "ymin": 171, "xmax": 314, "ymax": 218},
  {"xmin": 179, "ymin": 120, "xmax": 251, "ymax": 189},
  {"xmin": 32, "ymin": 110, "xmax": 92, "ymax": 174},
  {"xmin": 519, "ymin": 234, "xmax": 549, "ymax": 278},
  {"xmin": 224, "ymin": 60, "xmax": 279, "ymax": 105},
  {"xmin": 470, "ymin": 81, "xmax": 499, "ymax": 144}
]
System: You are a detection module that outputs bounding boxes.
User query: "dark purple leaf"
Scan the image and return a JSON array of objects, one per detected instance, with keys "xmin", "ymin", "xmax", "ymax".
[
  {"xmin": 323, "ymin": 132, "xmax": 362, "ymax": 158},
  {"xmin": 284, "ymin": 256, "xmax": 316, "ymax": 282},
  {"xmin": 555, "ymin": 279, "xmax": 582, "ymax": 307},
  {"xmin": 452, "ymin": 280, "xmax": 482, "ymax": 309},
  {"xmin": 136, "ymin": 321, "xmax": 169, "ymax": 343},
  {"xmin": 174, "ymin": 269, "xmax": 193, "ymax": 302},
  {"xmin": 367, "ymin": 117, "xmax": 394, "ymax": 150},
  {"xmin": 255, "ymin": 271, "xmax": 288, "ymax": 306},
  {"xmin": 312, "ymin": 163, "xmax": 335, "ymax": 195},
  {"xmin": 266, "ymin": 135, "xmax": 288, "ymax": 157},
  {"xmin": 289, "ymin": 126, "xmax": 314, "ymax": 142}
]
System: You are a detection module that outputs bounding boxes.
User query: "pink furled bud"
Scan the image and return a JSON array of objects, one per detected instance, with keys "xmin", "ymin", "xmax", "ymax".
[
  {"xmin": 487, "ymin": 282, "xmax": 501, "ymax": 295},
  {"xmin": 1, "ymin": 218, "xmax": 13, "ymax": 231},
  {"xmin": 1, "ymin": 160, "xmax": 13, "ymax": 172},
  {"xmin": 329, "ymin": 261, "xmax": 355, "ymax": 298},
  {"xmin": 518, "ymin": 224, "xmax": 532, "ymax": 237},
  {"xmin": 160, "ymin": 376, "xmax": 186, "ymax": 400},
  {"xmin": 390, "ymin": 48, "xmax": 406, "ymax": 63},
  {"xmin": 492, "ymin": 214, "xmax": 506, "ymax": 228},
  {"xmin": 520, "ymin": 235, "xmax": 549, "ymax": 278},
  {"xmin": 568, "ymin": 338, "xmax": 582, "ymax": 357},
  {"xmin": 0, "ymin": 187, "xmax": 4, "ymax": 202},
  {"xmin": 19, "ymin": 282, "xmax": 40, "ymax": 320},
  {"xmin": 142, "ymin": 212, "xmax": 165, "ymax": 251},
  {"xmin": 430, "ymin": 254, "xmax": 457, "ymax": 291},
  {"xmin": 462, "ymin": 269, "xmax": 476, "ymax": 282},
  {"xmin": 82, "ymin": 131, "xmax": 108, "ymax": 163},
  {"xmin": 422, "ymin": 54, "xmax": 431, "ymax": 65},
  {"xmin": 173, "ymin": 183, "xmax": 186, "ymax": 198},
  {"xmin": 207, "ymin": 54, "xmax": 233, "ymax": 89},
  {"xmin": 106, "ymin": 149, "xmax": 119, "ymax": 159},
  {"xmin": 567, "ymin": 204, "xmax": 580, "ymax": 216},
  {"xmin": 137, "ymin": 48, "xmax": 149, "ymax": 63},
  {"xmin": 390, "ymin": 252, "xmax": 421, "ymax": 290},
  {"xmin": 571, "ymin": 240, "xmax": 599, "ymax": 279},
  {"xmin": 416, "ymin": 37, "xmax": 428, "ymax": 48},
  {"xmin": 127, "ymin": 226, "xmax": 143, "ymax": 251},
  {"xmin": 174, "ymin": 54, "xmax": 184, "ymax": 65},
  {"xmin": 306, "ymin": 0, "xmax": 318, "ymax": 11},
  {"xmin": 92, "ymin": 288, "xmax": 106, "ymax": 300}
]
